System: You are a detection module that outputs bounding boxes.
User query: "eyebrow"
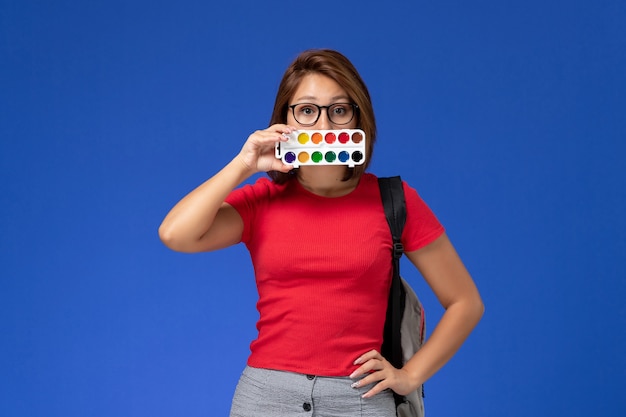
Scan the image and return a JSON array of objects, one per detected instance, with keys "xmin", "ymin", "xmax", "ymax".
[{"xmin": 293, "ymin": 95, "xmax": 351, "ymax": 102}]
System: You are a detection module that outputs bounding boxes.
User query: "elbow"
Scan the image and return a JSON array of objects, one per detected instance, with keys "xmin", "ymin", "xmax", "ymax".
[
  {"xmin": 158, "ymin": 222, "xmax": 186, "ymax": 252},
  {"xmin": 158, "ymin": 222, "xmax": 209, "ymax": 253},
  {"xmin": 445, "ymin": 294, "xmax": 484, "ymax": 326},
  {"xmin": 472, "ymin": 296, "xmax": 485, "ymax": 324},
  {"xmin": 478, "ymin": 300, "xmax": 485, "ymax": 321},
  {"xmin": 158, "ymin": 223, "xmax": 175, "ymax": 248},
  {"xmin": 454, "ymin": 294, "xmax": 485, "ymax": 325}
]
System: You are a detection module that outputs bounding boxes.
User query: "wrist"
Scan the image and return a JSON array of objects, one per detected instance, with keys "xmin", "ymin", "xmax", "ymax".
[
  {"xmin": 231, "ymin": 154, "xmax": 258, "ymax": 179},
  {"xmin": 401, "ymin": 366, "xmax": 426, "ymax": 392}
]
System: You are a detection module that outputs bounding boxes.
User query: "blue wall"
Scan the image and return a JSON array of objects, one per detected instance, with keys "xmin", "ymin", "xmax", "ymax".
[{"xmin": 1, "ymin": 1, "xmax": 625, "ymax": 416}]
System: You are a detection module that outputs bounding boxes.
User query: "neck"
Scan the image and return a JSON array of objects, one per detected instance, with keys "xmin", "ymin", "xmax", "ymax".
[{"xmin": 296, "ymin": 166, "xmax": 359, "ymax": 197}]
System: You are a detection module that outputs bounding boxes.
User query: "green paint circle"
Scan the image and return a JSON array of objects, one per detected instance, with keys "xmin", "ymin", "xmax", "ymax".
[{"xmin": 311, "ymin": 151, "xmax": 323, "ymax": 163}]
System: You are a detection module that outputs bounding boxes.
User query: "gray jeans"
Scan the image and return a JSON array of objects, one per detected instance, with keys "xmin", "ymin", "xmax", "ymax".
[{"xmin": 230, "ymin": 366, "xmax": 396, "ymax": 417}]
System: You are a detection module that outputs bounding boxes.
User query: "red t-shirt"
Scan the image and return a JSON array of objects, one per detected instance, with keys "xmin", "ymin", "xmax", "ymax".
[{"xmin": 225, "ymin": 173, "xmax": 444, "ymax": 376}]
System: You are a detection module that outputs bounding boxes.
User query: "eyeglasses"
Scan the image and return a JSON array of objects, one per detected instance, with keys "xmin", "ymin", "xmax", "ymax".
[{"xmin": 288, "ymin": 103, "xmax": 359, "ymax": 126}]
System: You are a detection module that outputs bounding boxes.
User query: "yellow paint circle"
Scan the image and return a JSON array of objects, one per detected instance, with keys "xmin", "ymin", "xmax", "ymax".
[{"xmin": 298, "ymin": 132, "xmax": 309, "ymax": 144}]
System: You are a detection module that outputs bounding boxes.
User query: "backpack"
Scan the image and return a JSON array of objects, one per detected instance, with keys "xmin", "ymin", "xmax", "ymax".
[{"xmin": 379, "ymin": 176, "xmax": 426, "ymax": 417}]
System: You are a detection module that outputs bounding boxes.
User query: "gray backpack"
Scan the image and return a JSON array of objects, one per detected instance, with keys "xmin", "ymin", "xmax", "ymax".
[{"xmin": 379, "ymin": 176, "xmax": 426, "ymax": 417}]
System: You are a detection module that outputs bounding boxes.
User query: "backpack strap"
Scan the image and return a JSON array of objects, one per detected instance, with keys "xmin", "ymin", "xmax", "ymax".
[{"xmin": 378, "ymin": 176, "xmax": 407, "ymax": 372}]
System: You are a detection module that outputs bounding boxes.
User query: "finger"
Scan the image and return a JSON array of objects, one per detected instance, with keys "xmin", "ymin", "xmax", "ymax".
[
  {"xmin": 349, "ymin": 359, "xmax": 385, "ymax": 380},
  {"xmin": 351, "ymin": 368, "xmax": 384, "ymax": 388},
  {"xmin": 353, "ymin": 349, "xmax": 381, "ymax": 365},
  {"xmin": 268, "ymin": 124, "xmax": 298, "ymax": 134},
  {"xmin": 350, "ymin": 350, "xmax": 385, "ymax": 379},
  {"xmin": 242, "ymin": 136, "xmax": 285, "ymax": 159},
  {"xmin": 361, "ymin": 379, "xmax": 388, "ymax": 399},
  {"xmin": 250, "ymin": 130, "xmax": 286, "ymax": 144},
  {"xmin": 250, "ymin": 124, "xmax": 299, "ymax": 147},
  {"xmin": 273, "ymin": 161, "xmax": 294, "ymax": 173},
  {"xmin": 351, "ymin": 369, "xmax": 393, "ymax": 399}
]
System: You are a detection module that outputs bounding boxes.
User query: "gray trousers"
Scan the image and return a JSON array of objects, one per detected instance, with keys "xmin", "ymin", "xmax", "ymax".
[{"xmin": 230, "ymin": 366, "xmax": 396, "ymax": 417}]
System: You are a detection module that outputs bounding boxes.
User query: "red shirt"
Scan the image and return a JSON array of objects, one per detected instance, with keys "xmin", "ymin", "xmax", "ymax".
[{"xmin": 225, "ymin": 173, "xmax": 444, "ymax": 376}]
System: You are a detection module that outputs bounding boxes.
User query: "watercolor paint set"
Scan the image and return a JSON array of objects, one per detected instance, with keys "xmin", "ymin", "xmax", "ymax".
[{"xmin": 274, "ymin": 129, "xmax": 366, "ymax": 168}]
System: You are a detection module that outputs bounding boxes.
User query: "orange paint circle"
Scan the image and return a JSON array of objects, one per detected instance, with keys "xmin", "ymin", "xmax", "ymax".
[
  {"xmin": 298, "ymin": 152, "xmax": 310, "ymax": 163},
  {"xmin": 311, "ymin": 132, "xmax": 323, "ymax": 144}
]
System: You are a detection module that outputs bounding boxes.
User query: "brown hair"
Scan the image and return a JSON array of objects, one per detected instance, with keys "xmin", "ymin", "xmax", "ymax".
[{"xmin": 267, "ymin": 49, "xmax": 376, "ymax": 183}]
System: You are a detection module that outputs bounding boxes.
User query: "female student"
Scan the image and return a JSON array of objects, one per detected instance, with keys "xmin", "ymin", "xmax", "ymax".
[{"xmin": 159, "ymin": 49, "xmax": 484, "ymax": 417}]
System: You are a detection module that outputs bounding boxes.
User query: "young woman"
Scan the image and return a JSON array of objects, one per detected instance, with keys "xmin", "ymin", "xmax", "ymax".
[{"xmin": 159, "ymin": 49, "xmax": 484, "ymax": 417}]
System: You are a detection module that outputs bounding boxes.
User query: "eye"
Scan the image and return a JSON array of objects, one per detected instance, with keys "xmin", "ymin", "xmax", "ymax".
[
  {"xmin": 331, "ymin": 104, "xmax": 349, "ymax": 115},
  {"xmin": 292, "ymin": 104, "xmax": 320, "ymax": 126},
  {"xmin": 297, "ymin": 105, "xmax": 317, "ymax": 116}
]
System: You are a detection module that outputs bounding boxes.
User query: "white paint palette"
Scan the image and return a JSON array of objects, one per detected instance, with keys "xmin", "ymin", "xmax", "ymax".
[{"xmin": 274, "ymin": 129, "xmax": 366, "ymax": 168}]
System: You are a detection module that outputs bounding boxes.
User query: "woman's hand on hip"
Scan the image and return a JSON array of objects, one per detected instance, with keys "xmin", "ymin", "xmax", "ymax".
[{"xmin": 349, "ymin": 350, "xmax": 417, "ymax": 398}]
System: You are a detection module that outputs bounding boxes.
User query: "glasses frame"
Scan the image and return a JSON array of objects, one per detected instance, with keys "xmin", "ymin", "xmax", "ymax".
[{"xmin": 288, "ymin": 102, "xmax": 359, "ymax": 127}]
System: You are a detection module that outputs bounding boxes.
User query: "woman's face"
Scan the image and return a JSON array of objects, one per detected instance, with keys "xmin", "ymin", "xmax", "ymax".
[{"xmin": 287, "ymin": 73, "xmax": 358, "ymax": 130}]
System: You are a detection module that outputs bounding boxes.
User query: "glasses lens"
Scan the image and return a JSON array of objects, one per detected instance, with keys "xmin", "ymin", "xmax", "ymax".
[
  {"xmin": 328, "ymin": 103, "xmax": 354, "ymax": 125},
  {"xmin": 291, "ymin": 103, "xmax": 356, "ymax": 126},
  {"xmin": 293, "ymin": 104, "xmax": 319, "ymax": 126}
]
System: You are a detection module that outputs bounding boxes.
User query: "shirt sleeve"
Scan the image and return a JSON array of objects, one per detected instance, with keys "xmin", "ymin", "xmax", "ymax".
[
  {"xmin": 401, "ymin": 181, "xmax": 445, "ymax": 252},
  {"xmin": 224, "ymin": 177, "xmax": 272, "ymax": 244}
]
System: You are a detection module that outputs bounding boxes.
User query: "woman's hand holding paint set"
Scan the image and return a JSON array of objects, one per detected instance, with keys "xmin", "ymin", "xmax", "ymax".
[{"xmin": 275, "ymin": 129, "xmax": 366, "ymax": 168}]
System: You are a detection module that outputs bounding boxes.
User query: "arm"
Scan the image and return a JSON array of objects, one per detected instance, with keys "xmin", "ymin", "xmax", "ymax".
[
  {"xmin": 351, "ymin": 233, "xmax": 484, "ymax": 397},
  {"xmin": 400, "ymin": 233, "xmax": 484, "ymax": 389},
  {"xmin": 158, "ymin": 124, "xmax": 296, "ymax": 253}
]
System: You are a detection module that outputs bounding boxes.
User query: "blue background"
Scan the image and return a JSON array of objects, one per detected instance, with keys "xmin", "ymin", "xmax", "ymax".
[{"xmin": 1, "ymin": 0, "xmax": 625, "ymax": 416}]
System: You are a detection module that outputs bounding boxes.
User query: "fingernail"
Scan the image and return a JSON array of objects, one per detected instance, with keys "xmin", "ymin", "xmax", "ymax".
[
  {"xmin": 349, "ymin": 371, "xmax": 357, "ymax": 379},
  {"xmin": 351, "ymin": 381, "xmax": 359, "ymax": 388}
]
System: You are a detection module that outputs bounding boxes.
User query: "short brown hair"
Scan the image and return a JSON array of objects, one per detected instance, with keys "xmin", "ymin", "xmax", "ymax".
[{"xmin": 267, "ymin": 49, "xmax": 376, "ymax": 183}]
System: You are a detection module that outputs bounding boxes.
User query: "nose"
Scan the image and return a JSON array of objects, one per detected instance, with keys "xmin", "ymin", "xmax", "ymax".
[{"xmin": 315, "ymin": 108, "xmax": 333, "ymax": 130}]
